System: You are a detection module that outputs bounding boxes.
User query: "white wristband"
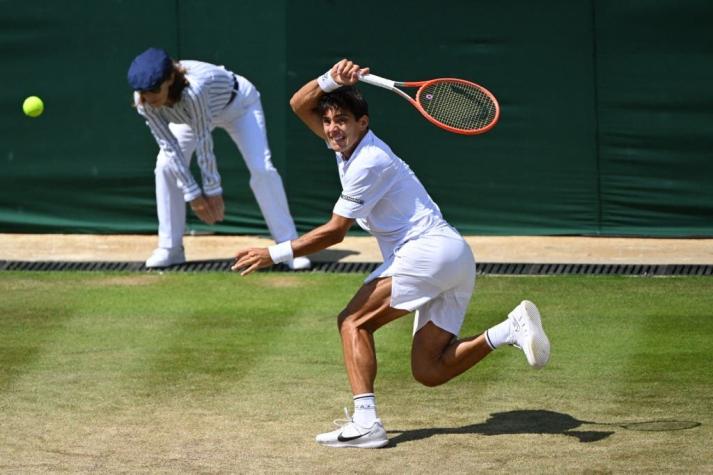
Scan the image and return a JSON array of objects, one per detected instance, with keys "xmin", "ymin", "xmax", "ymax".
[
  {"xmin": 317, "ymin": 69, "xmax": 340, "ymax": 93},
  {"xmin": 268, "ymin": 241, "xmax": 294, "ymax": 264}
]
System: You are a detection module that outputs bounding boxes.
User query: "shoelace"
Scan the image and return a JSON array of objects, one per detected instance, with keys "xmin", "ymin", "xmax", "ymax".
[
  {"xmin": 510, "ymin": 311, "xmax": 525, "ymax": 349},
  {"xmin": 331, "ymin": 407, "xmax": 353, "ymax": 428}
]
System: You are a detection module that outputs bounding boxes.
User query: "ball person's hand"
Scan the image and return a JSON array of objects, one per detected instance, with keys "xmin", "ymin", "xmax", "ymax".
[
  {"xmin": 206, "ymin": 194, "xmax": 225, "ymax": 222},
  {"xmin": 190, "ymin": 195, "xmax": 219, "ymax": 224},
  {"xmin": 232, "ymin": 247, "xmax": 273, "ymax": 276}
]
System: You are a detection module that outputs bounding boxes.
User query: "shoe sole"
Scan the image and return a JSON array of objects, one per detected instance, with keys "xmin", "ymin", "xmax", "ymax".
[
  {"xmin": 319, "ymin": 438, "xmax": 389, "ymax": 449},
  {"xmin": 145, "ymin": 262, "xmax": 185, "ymax": 268},
  {"xmin": 145, "ymin": 258, "xmax": 186, "ymax": 268},
  {"xmin": 316, "ymin": 424, "xmax": 389, "ymax": 449},
  {"xmin": 288, "ymin": 264, "xmax": 311, "ymax": 271},
  {"xmin": 517, "ymin": 300, "xmax": 550, "ymax": 369},
  {"xmin": 288, "ymin": 258, "xmax": 311, "ymax": 271}
]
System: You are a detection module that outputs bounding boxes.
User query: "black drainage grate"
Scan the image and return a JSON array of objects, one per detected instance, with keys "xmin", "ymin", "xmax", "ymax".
[{"xmin": 1, "ymin": 260, "xmax": 712, "ymax": 276}]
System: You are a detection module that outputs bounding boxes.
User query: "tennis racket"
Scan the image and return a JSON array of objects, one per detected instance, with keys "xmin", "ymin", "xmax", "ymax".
[{"xmin": 358, "ymin": 73, "xmax": 500, "ymax": 135}]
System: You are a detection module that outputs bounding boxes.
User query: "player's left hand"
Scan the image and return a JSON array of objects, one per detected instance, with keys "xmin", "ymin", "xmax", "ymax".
[{"xmin": 232, "ymin": 247, "xmax": 272, "ymax": 275}]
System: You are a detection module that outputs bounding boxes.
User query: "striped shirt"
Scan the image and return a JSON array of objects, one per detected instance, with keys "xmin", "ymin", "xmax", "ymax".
[{"xmin": 135, "ymin": 60, "xmax": 236, "ymax": 201}]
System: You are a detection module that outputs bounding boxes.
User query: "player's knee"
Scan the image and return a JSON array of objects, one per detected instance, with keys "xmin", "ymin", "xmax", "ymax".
[
  {"xmin": 411, "ymin": 368, "xmax": 444, "ymax": 388},
  {"xmin": 338, "ymin": 311, "xmax": 374, "ymax": 338},
  {"xmin": 337, "ymin": 310, "xmax": 354, "ymax": 332},
  {"xmin": 411, "ymin": 362, "xmax": 446, "ymax": 387}
]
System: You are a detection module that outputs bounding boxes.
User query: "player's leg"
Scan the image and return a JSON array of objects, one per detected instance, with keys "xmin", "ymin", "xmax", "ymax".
[
  {"xmin": 219, "ymin": 83, "xmax": 308, "ymax": 269},
  {"xmin": 337, "ymin": 277, "xmax": 410, "ymax": 394},
  {"xmin": 411, "ymin": 321, "xmax": 492, "ymax": 387},
  {"xmin": 147, "ymin": 123, "xmax": 196, "ymax": 267},
  {"xmin": 485, "ymin": 299, "xmax": 551, "ymax": 369},
  {"xmin": 405, "ymin": 226, "xmax": 549, "ymax": 385},
  {"xmin": 411, "ymin": 294, "xmax": 551, "ymax": 386},
  {"xmin": 407, "ymin": 244, "xmax": 490, "ymax": 386},
  {"xmin": 315, "ymin": 277, "xmax": 409, "ymax": 448},
  {"xmin": 228, "ymin": 103, "xmax": 293, "ymax": 242}
]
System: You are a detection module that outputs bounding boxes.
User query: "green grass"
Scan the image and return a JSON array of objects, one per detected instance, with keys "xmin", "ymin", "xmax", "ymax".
[{"xmin": 0, "ymin": 272, "xmax": 712, "ymax": 472}]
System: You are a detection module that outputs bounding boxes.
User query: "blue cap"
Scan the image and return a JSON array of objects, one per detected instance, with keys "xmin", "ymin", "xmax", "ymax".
[{"xmin": 127, "ymin": 47, "xmax": 173, "ymax": 91}]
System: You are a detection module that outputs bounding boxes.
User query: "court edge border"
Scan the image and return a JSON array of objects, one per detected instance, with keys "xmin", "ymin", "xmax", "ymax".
[{"xmin": 0, "ymin": 260, "xmax": 711, "ymax": 276}]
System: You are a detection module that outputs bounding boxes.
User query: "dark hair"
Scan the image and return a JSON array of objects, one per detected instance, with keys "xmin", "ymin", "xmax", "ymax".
[
  {"xmin": 167, "ymin": 62, "xmax": 189, "ymax": 103},
  {"xmin": 318, "ymin": 86, "xmax": 369, "ymax": 119}
]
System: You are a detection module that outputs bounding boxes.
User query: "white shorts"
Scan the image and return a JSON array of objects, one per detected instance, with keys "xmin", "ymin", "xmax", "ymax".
[{"xmin": 365, "ymin": 224, "xmax": 476, "ymax": 337}]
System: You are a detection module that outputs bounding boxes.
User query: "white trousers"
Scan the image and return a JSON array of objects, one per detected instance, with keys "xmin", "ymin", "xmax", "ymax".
[{"xmin": 154, "ymin": 78, "xmax": 298, "ymax": 249}]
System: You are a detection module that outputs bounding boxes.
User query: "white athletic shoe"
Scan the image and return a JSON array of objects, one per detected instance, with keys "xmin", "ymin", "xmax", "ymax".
[
  {"xmin": 144, "ymin": 247, "xmax": 186, "ymax": 268},
  {"xmin": 508, "ymin": 300, "xmax": 550, "ymax": 369},
  {"xmin": 316, "ymin": 409, "xmax": 388, "ymax": 449},
  {"xmin": 287, "ymin": 256, "xmax": 311, "ymax": 270}
]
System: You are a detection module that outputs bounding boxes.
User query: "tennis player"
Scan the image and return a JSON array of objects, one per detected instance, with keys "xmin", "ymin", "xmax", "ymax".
[{"xmin": 232, "ymin": 59, "xmax": 550, "ymax": 448}]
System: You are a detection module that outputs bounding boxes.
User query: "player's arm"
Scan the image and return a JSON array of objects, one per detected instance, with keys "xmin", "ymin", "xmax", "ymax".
[
  {"xmin": 290, "ymin": 213, "xmax": 354, "ymax": 257},
  {"xmin": 232, "ymin": 213, "xmax": 354, "ymax": 275},
  {"xmin": 289, "ymin": 79, "xmax": 327, "ymax": 139},
  {"xmin": 289, "ymin": 59, "xmax": 369, "ymax": 140}
]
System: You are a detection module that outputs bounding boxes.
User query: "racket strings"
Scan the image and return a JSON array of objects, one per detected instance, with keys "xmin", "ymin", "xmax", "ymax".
[{"xmin": 419, "ymin": 81, "xmax": 497, "ymax": 131}]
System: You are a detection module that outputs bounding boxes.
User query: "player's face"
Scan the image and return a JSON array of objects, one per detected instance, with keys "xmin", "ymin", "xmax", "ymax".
[
  {"xmin": 140, "ymin": 74, "xmax": 174, "ymax": 108},
  {"xmin": 322, "ymin": 107, "xmax": 369, "ymax": 158}
]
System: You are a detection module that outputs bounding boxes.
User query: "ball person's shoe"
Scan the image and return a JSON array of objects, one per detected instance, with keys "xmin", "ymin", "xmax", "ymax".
[
  {"xmin": 287, "ymin": 256, "xmax": 311, "ymax": 270},
  {"xmin": 508, "ymin": 300, "xmax": 550, "ymax": 368},
  {"xmin": 145, "ymin": 247, "xmax": 186, "ymax": 268},
  {"xmin": 316, "ymin": 410, "xmax": 388, "ymax": 449}
]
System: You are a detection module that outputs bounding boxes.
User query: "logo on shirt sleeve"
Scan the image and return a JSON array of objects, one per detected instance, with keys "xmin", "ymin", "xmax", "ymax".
[{"xmin": 340, "ymin": 193, "xmax": 364, "ymax": 205}]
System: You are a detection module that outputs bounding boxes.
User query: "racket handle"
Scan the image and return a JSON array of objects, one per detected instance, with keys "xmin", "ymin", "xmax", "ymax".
[{"xmin": 358, "ymin": 73, "xmax": 396, "ymax": 90}]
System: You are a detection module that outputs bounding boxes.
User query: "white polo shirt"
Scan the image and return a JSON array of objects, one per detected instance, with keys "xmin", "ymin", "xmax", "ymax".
[{"xmin": 333, "ymin": 130, "xmax": 447, "ymax": 259}]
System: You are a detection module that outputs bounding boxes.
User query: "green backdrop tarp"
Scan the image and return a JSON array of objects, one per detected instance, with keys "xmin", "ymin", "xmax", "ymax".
[
  {"xmin": 595, "ymin": 0, "xmax": 713, "ymax": 235},
  {"xmin": 1, "ymin": 0, "xmax": 711, "ymax": 236}
]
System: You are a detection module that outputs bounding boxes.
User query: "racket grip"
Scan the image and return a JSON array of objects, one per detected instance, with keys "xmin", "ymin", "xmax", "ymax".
[{"xmin": 358, "ymin": 74, "xmax": 396, "ymax": 90}]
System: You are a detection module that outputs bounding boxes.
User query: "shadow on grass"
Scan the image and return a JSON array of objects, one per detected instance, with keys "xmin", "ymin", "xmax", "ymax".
[
  {"xmin": 387, "ymin": 409, "xmax": 702, "ymax": 447},
  {"xmin": 310, "ymin": 248, "xmax": 361, "ymax": 262},
  {"xmin": 387, "ymin": 409, "xmax": 614, "ymax": 446}
]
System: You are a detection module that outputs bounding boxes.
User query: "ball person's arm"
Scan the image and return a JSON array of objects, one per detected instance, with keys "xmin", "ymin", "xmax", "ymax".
[{"xmin": 232, "ymin": 213, "xmax": 354, "ymax": 275}]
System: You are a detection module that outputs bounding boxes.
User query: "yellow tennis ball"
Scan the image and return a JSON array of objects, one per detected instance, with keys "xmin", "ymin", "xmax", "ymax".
[{"xmin": 23, "ymin": 96, "xmax": 44, "ymax": 118}]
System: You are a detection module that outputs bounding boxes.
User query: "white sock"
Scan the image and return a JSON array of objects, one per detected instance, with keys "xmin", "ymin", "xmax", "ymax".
[
  {"xmin": 485, "ymin": 319, "xmax": 512, "ymax": 349},
  {"xmin": 352, "ymin": 393, "xmax": 378, "ymax": 427}
]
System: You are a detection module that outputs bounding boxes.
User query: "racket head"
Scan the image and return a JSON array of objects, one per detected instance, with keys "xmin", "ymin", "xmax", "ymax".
[{"xmin": 411, "ymin": 78, "xmax": 500, "ymax": 135}]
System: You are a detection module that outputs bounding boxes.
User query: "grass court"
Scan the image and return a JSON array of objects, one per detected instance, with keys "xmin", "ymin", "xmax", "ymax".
[{"xmin": 1, "ymin": 271, "xmax": 711, "ymax": 472}]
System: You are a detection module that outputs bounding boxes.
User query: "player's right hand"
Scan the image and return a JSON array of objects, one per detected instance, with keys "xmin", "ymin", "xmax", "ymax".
[
  {"xmin": 190, "ymin": 195, "xmax": 219, "ymax": 224},
  {"xmin": 232, "ymin": 247, "xmax": 272, "ymax": 276},
  {"xmin": 331, "ymin": 59, "xmax": 369, "ymax": 86}
]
